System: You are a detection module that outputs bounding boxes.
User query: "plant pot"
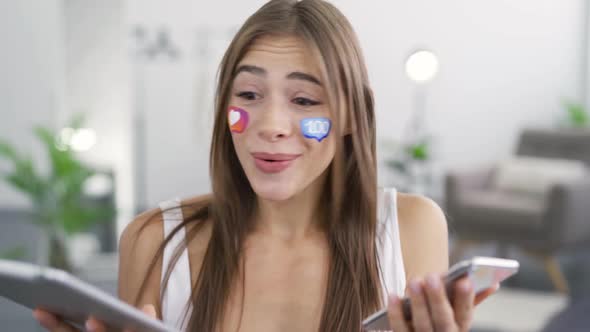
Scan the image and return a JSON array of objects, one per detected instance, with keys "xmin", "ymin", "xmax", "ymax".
[
  {"xmin": 47, "ymin": 229, "xmax": 72, "ymax": 272},
  {"xmin": 408, "ymin": 160, "xmax": 432, "ymax": 195}
]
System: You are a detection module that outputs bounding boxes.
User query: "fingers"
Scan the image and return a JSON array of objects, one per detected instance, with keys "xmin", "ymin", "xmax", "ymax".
[
  {"xmin": 141, "ymin": 304, "xmax": 157, "ymax": 318},
  {"xmin": 85, "ymin": 317, "xmax": 107, "ymax": 332},
  {"xmin": 32, "ymin": 305, "xmax": 160, "ymax": 332},
  {"xmin": 123, "ymin": 304, "xmax": 158, "ymax": 332},
  {"xmin": 452, "ymin": 277, "xmax": 475, "ymax": 331},
  {"xmin": 474, "ymin": 283, "xmax": 500, "ymax": 306},
  {"xmin": 33, "ymin": 309, "xmax": 78, "ymax": 332},
  {"xmin": 423, "ymin": 273, "xmax": 456, "ymax": 331},
  {"xmin": 408, "ymin": 278, "xmax": 434, "ymax": 332},
  {"xmin": 387, "ymin": 295, "xmax": 410, "ymax": 332}
]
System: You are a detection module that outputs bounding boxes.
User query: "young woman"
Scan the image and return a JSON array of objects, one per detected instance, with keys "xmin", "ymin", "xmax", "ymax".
[{"xmin": 34, "ymin": 0, "xmax": 497, "ymax": 331}]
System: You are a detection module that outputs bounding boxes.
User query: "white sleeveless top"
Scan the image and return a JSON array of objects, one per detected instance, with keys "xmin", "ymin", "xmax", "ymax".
[{"xmin": 158, "ymin": 187, "xmax": 406, "ymax": 330}]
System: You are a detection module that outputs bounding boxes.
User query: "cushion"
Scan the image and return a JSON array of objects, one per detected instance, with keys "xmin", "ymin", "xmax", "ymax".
[
  {"xmin": 460, "ymin": 190, "xmax": 545, "ymax": 228},
  {"xmin": 493, "ymin": 156, "xmax": 588, "ymax": 196}
]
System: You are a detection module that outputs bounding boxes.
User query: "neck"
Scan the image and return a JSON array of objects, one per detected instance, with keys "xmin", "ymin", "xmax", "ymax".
[{"xmin": 253, "ymin": 174, "xmax": 327, "ymax": 241}]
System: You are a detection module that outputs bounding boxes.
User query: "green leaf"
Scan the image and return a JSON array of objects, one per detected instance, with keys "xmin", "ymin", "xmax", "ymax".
[
  {"xmin": 4, "ymin": 173, "xmax": 32, "ymax": 195},
  {"xmin": 564, "ymin": 101, "xmax": 589, "ymax": 127},
  {"xmin": 34, "ymin": 126, "xmax": 68, "ymax": 175},
  {"xmin": 33, "ymin": 126, "xmax": 57, "ymax": 150},
  {"xmin": 0, "ymin": 114, "xmax": 115, "ymax": 237},
  {"xmin": 33, "ymin": 126, "xmax": 94, "ymax": 182},
  {"xmin": 59, "ymin": 205, "xmax": 115, "ymax": 235},
  {"xmin": 0, "ymin": 140, "xmax": 18, "ymax": 161},
  {"xmin": 2, "ymin": 154, "xmax": 46, "ymax": 201},
  {"xmin": 406, "ymin": 142, "xmax": 429, "ymax": 161}
]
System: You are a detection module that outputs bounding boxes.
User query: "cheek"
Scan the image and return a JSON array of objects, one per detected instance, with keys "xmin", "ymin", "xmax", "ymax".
[
  {"xmin": 301, "ymin": 133, "xmax": 336, "ymax": 171},
  {"xmin": 231, "ymin": 134, "xmax": 254, "ymax": 179},
  {"xmin": 231, "ymin": 130, "xmax": 251, "ymax": 164}
]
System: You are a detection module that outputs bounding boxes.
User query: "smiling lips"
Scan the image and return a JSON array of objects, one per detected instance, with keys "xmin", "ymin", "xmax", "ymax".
[{"xmin": 252, "ymin": 152, "xmax": 301, "ymax": 173}]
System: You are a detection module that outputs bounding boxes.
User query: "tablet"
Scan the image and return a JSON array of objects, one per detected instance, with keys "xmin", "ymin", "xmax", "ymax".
[{"xmin": 0, "ymin": 259, "xmax": 180, "ymax": 332}]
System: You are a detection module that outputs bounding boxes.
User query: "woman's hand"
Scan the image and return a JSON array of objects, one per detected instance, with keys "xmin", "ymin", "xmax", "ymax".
[
  {"xmin": 387, "ymin": 273, "xmax": 500, "ymax": 332},
  {"xmin": 33, "ymin": 304, "xmax": 157, "ymax": 332}
]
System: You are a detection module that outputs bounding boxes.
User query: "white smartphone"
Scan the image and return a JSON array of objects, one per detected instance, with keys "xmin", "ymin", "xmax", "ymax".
[
  {"xmin": 0, "ymin": 259, "xmax": 180, "ymax": 332},
  {"xmin": 362, "ymin": 256, "xmax": 520, "ymax": 331}
]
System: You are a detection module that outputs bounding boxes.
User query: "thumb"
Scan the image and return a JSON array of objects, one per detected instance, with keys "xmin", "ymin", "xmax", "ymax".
[
  {"xmin": 123, "ymin": 305, "xmax": 159, "ymax": 332},
  {"xmin": 474, "ymin": 283, "xmax": 500, "ymax": 306},
  {"xmin": 141, "ymin": 304, "xmax": 157, "ymax": 318}
]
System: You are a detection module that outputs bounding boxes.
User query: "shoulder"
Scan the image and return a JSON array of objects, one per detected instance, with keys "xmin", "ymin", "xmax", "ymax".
[
  {"xmin": 122, "ymin": 194, "xmax": 213, "ymax": 245},
  {"xmin": 396, "ymin": 192, "xmax": 447, "ymax": 234},
  {"xmin": 119, "ymin": 206, "xmax": 165, "ymax": 257},
  {"xmin": 396, "ymin": 192, "xmax": 449, "ymax": 282},
  {"xmin": 117, "ymin": 194, "xmax": 213, "ymax": 315},
  {"xmin": 118, "ymin": 193, "xmax": 214, "ymax": 265},
  {"xmin": 118, "ymin": 205, "xmax": 165, "ymax": 316}
]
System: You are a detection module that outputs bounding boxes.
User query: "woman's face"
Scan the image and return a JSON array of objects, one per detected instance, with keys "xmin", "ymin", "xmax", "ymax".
[{"xmin": 228, "ymin": 35, "xmax": 336, "ymax": 201}]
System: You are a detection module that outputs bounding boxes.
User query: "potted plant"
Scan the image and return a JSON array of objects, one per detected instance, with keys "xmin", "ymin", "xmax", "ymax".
[
  {"xmin": 0, "ymin": 115, "xmax": 114, "ymax": 272},
  {"xmin": 385, "ymin": 136, "xmax": 434, "ymax": 195},
  {"xmin": 561, "ymin": 100, "xmax": 589, "ymax": 128}
]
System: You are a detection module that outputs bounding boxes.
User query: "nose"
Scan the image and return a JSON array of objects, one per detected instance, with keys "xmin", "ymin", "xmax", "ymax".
[{"xmin": 256, "ymin": 99, "xmax": 293, "ymax": 142}]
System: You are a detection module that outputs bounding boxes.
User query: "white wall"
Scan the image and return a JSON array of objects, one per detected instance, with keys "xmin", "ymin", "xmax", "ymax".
[
  {"xmin": 0, "ymin": 0, "xmax": 65, "ymax": 208},
  {"xmin": 63, "ymin": 0, "xmax": 133, "ymax": 237},
  {"xmin": 127, "ymin": 0, "xmax": 585, "ymax": 207},
  {"xmin": 3, "ymin": 1, "xmax": 583, "ymax": 219},
  {"xmin": 126, "ymin": 0, "xmax": 268, "ymax": 208},
  {"xmin": 339, "ymin": 0, "xmax": 585, "ymax": 177},
  {"xmin": 585, "ymin": 0, "xmax": 590, "ymax": 108}
]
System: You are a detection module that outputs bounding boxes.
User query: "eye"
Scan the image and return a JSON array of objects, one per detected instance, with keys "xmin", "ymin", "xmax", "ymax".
[
  {"xmin": 236, "ymin": 91, "xmax": 259, "ymax": 101},
  {"xmin": 292, "ymin": 97, "xmax": 321, "ymax": 107}
]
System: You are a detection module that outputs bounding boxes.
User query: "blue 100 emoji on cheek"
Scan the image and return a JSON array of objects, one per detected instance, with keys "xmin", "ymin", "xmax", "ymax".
[{"xmin": 301, "ymin": 117, "xmax": 331, "ymax": 142}]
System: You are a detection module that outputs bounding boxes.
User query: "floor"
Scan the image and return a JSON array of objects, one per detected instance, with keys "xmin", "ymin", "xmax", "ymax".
[
  {"xmin": 455, "ymin": 239, "xmax": 590, "ymax": 332},
  {"xmin": 472, "ymin": 287, "xmax": 568, "ymax": 332}
]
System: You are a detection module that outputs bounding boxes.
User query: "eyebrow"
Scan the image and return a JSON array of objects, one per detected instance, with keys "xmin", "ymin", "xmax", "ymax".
[{"xmin": 234, "ymin": 64, "xmax": 322, "ymax": 86}]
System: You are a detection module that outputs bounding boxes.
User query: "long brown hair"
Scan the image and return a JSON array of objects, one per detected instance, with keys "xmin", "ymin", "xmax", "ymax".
[{"xmin": 134, "ymin": 0, "xmax": 381, "ymax": 330}]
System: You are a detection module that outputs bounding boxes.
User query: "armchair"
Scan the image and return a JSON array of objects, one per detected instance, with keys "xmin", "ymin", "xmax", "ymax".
[{"xmin": 445, "ymin": 128, "xmax": 590, "ymax": 294}]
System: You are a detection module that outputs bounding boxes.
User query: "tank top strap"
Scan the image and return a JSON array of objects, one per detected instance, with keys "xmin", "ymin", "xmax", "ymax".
[
  {"xmin": 376, "ymin": 187, "xmax": 407, "ymax": 306},
  {"xmin": 159, "ymin": 198, "xmax": 193, "ymax": 331}
]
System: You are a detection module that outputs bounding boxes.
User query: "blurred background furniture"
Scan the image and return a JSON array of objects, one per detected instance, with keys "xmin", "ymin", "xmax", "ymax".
[
  {"xmin": 445, "ymin": 128, "xmax": 590, "ymax": 294},
  {"xmin": 541, "ymin": 297, "xmax": 590, "ymax": 332},
  {"xmin": 0, "ymin": 169, "xmax": 117, "ymax": 331}
]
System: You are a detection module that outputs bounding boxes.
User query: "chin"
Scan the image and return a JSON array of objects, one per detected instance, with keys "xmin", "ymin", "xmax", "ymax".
[{"xmin": 250, "ymin": 179, "xmax": 297, "ymax": 202}]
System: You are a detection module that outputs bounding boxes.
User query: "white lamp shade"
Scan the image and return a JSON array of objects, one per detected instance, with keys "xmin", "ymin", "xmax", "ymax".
[
  {"xmin": 405, "ymin": 50, "xmax": 439, "ymax": 83},
  {"xmin": 57, "ymin": 127, "xmax": 97, "ymax": 152}
]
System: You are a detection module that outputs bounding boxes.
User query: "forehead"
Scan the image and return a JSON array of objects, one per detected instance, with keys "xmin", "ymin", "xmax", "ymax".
[{"xmin": 238, "ymin": 35, "xmax": 321, "ymax": 76}]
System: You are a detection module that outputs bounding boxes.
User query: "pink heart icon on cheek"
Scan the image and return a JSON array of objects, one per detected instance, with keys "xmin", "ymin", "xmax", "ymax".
[{"xmin": 228, "ymin": 107, "xmax": 249, "ymax": 133}]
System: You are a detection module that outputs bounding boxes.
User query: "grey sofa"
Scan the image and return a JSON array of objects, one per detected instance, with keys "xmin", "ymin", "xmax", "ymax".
[{"xmin": 445, "ymin": 128, "xmax": 590, "ymax": 294}]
